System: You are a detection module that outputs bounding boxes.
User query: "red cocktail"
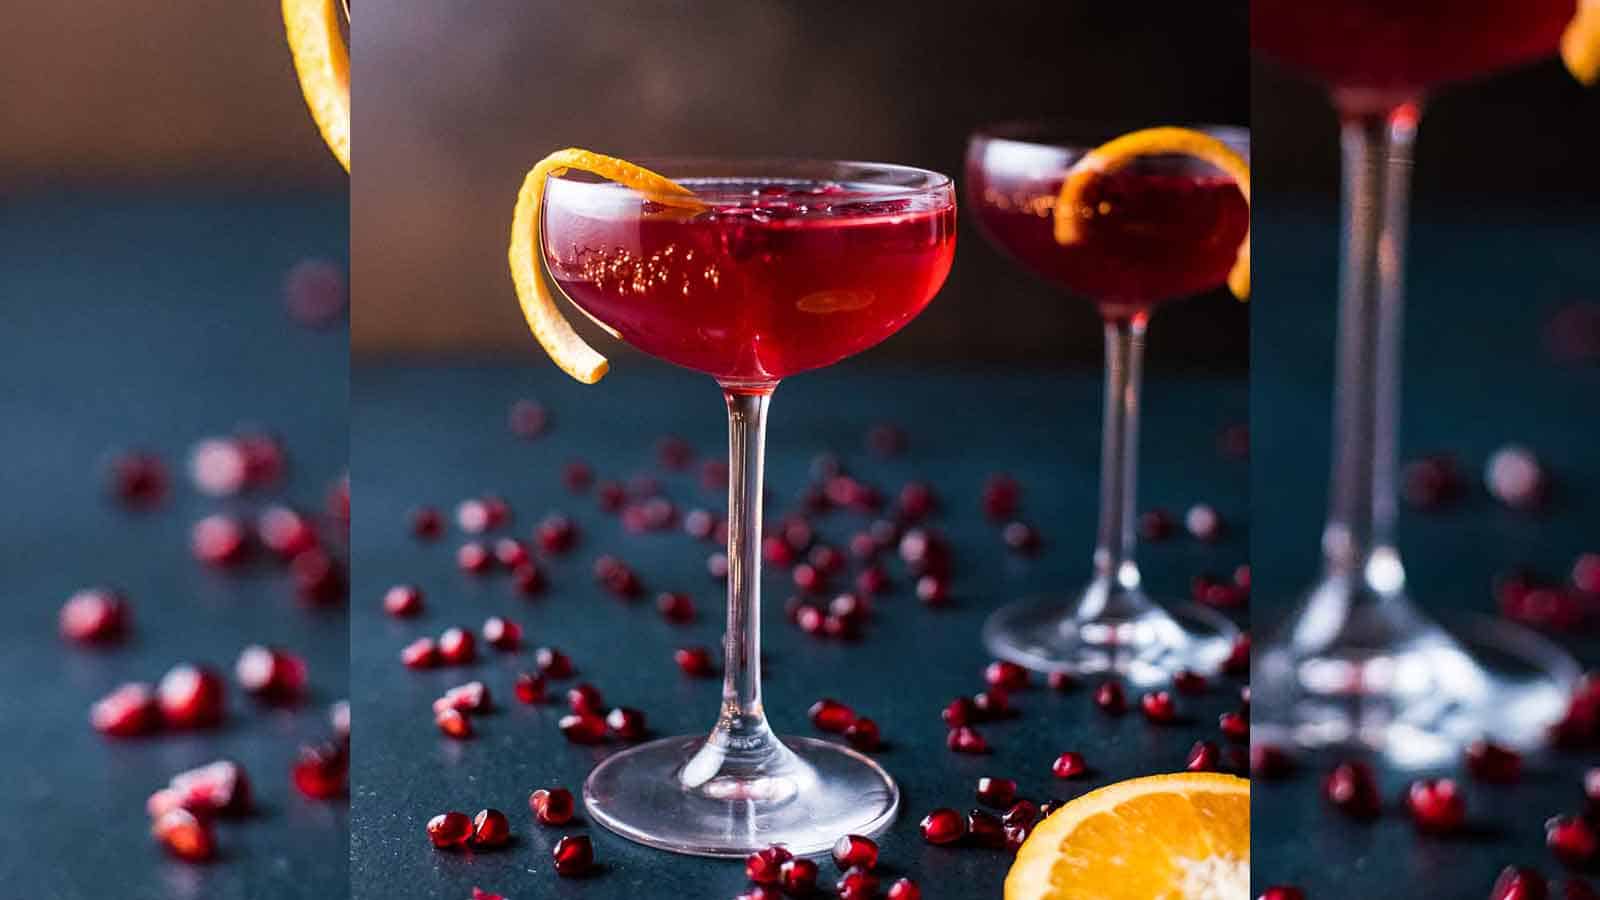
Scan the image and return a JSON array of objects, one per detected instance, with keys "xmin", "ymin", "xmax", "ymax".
[
  {"xmin": 545, "ymin": 178, "xmax": 955, "ymax": 383},
  {"xmin": 965, "ymin": 123, "xmax": 1248, "ymax": 685}
]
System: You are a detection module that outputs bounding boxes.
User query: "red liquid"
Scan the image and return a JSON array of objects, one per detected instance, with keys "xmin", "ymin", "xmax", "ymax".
[
  {"xmin": 965, "ymin": 162, "xmax": 1248, "ymax": 318},
  {"xmin": 1254, "ymin": 0, "xmax": 1572, "ymax": 107},
  {"xmin": 543, "ymin": 179, "xmax": 956, "ymax": 384}
]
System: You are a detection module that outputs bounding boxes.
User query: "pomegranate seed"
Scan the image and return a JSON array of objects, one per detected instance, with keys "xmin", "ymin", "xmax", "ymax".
[
  {"xmin": 438, "ymin": 627, "xmax": 475, "ymax": 665},
  {"xmin": 746, "ymin": 845, "xmax": 793, "ymax": 884},
  {"xmin": 942, "ymin": 697, "xmax": 977, "ymax": 727},
  {"xmin": 457, "ymin": 541, "xmax": 492, "ymax": 574},
  {"xmin": 1403, "ymin": 453, "xmax": 1466, "ymax": 510},
  {"xmin": 426, "ymin": 811, "xmax": 473, "ymax": 848},
  {"xmin": 947, "ymin": 725, "xmax": 989, "ymax": 754},
  {"xmin": 1257, "ymin": 888, "xmax": 1306, "ymax": 900},
  {"xmin": 455, "ymin": 498, "xmax": 493, "ymax": 534},
  {"xmin": 795, "ymin": 604, "xmax": 826, "ymax": 635},
  {"xmin": 915, "ymin": 574, "xmax": 949, "ymax": 606},
  {"xmin": 1324, "ymin": 760, "xmax": 1381, "ymax": 820},
  {"xmin": 973, "ymin": 688, "xmax": 1011, "ymax": 720},
  {"xmin": 809, "ymin": 698, "xmax": 856, "ymax": 733},
  {"xmin": 283, "ymin": 257, "xmax": 346, "ymax": 326},
  {"xmin": 1004, "ymin": 800, "xmax": 1039, "ymax": 829},
  {"xmin": 257, "ymin": 506, "xmax": 318, "ymax": 559},
  {"xmin": 168, "ymin": 759, "xmax": 252, "ymax": 816},
  {"xmin": 383, "ymin": 585, "xmax": 423, "ymax": 618},
  {"xmin": 508, "ymin": 399, "xmax": 548, "ymax": 439},
  {"xmin": 1191, "ymin": 573, "xmax": 1246, "ymax": 608},
  {"xmin": 435, "ymin": 681, "xmax": 490, "ymax": 714},
  {"xmin": 1586, "ymin": 768, "xmax": 1600, "ymax": 807},
  {"xmin": 59, "ymin": 588, "xmax": 129, "ymax": 644},
  {"xmin": 1574, "ymin": 554, "xmax": 1600, "ymax": 594},
  {"xmin": 1173, "ymin": 670, "xmax": 1208, "ymax": 694},
  {"xmin": 1492, "ymin": 867, "xmax": 1549, "ymax": 900},
  {"xmin": 401, "ymin": 638, "xmax": 439, "ymax": 669},
  {"xmin": 482, "ymin": 616, "xmax": 522, "ymax": 651},
  {"xmin": 236, "ymin": 431, "xmax": 286, "ymax": 487},
  {"xmin": 985, "ymin": 660, "xmax": 1030, "ymax": 691},
  {"xmin": 763, "ymin": 534, "xmax": 796, "ymax": 567},
  {"xmin": 982, "ymin": 474, "xmax": 1020, "ymax": 521},
  {"xmin": 845, "ymin": 717, "xmax": 881, "ymax": 751},
  {"xmin": 157, "ymin": 664, "xmax": 224, "ymax": 728},
  {"xmin": 656, "ymin": 592, "xmax": 695, "ymax": 623},
  {"xmin": 435, "ymin": 707, "xmax": 471, "ymax": 739},
  {"xmin": 471, "ymin": 808, "xmax": 511, "ymax": 848},
  {"xmin": 1548, "ymin": 815, "xmax": 1598, "ymax": 866},
  {"xmin": 594, "ymin": 480, "xmax": 626, "ymax": 512},
  {"xmin": 562, "ymin": 460, "xmax": 593, "ymax": 493},
  {"xmin": 976, "ymin": 776, "xmax": 1017, "ymax": 808},
  {"xmin": 536, "ymin": 647, "xmax": 574, "ymax": 678},
  {"xmin": 330, "ymin": 700, "xmax": 350, "ymax": 742},
  {"xmin": 234, "ymin": 645, "xmax": 306, "ymax": 702},
  {"xmin": 537, "ymin": 514, "xmax": 578, "ymax": 554},
  {"xmin": 531, "ymin": 787, "xmax": 576, "ymax": 825},
  {"xmin": 512, "ymin": 672, "xmax": 546, "ymax": 704},
  {"xmin": 921, "ymin": 807, "xmax": 966, "ymax": 846},
  {"xmin": 792, "ymin": 563, "xmax": 825, "ymax": 594},
  {"xmin": 837, "ymin": 866, "xmax": 881, "ymax": 900},
  {"xmin": 683, "ymin": 508, "xmax": 716, "ymax": 540},
  {"xmin": 493, "ymin": 538, "xmax": 529, "ymax": 568},
  {"xmin": 565, "ymin": 683, "xmax": 604, "ymax": 716},
  {"xmin": 1187, "ymin": 740, "xmax": 1221, "ymax": 772},
  {"xmin": 558, "ymin": 712, "xmax": 606, "ymax": 744},
  {"xmin": 673, "ymin": 646, "xmax": 715, "ymax": 677},
  {"xmin": 707, "ymin": 552, "xmax": 730, "ymax": 580},
  {"xmin": 512, "ymin": 562, "xmax": 545, "ymax": 596},
  {"xmin": 1094, "ymin": 680, "xmax": 1126, "ymax": 714},
  {"xmin": 830, "ymin": 834, "xmax": 879, "ymax": 871},
  {"xmin": 472, "ymin": 889, "xmax": 506, "ymax": 900},
  {"xmin": 1405, "ymin": 779, "xmax": 1466, "ymax": 833},
  {"xmin": 1139, "ymin": 508, "xmax": 1175, "ymax": 540},
  {"xmin": 552, "ymin": 834, "xmax": 594, "ymax": 876},
  {"xmin": 736, "ymin": 887, "xmax": 783, "ymax": 900},
  {"xmin": 829, "ymin": 592, "xmax": 870, "ymax": 624},
  {"xmin": 968, "ymin": 808, "xmax": 1006, "ymax": 847},
  {"xmin": 1005, "ymin": 823, "xmax": 1031, "ymax": 852},
  {"xmin": 106, "ymin": 450, "xmax": 167, "ymax": 509},
  {"xmin": 191, "ymin": 514, "xmax": 249, "ymax": 566},
  {"xmin": 594, "ymin": 555, "xmax": 642, "ymax": 597},
  {"xmin": 1222, "ymin": 633, "xmax": 1251, "ymax": 675},
  {"xmin": 1487, "ymin": 445, "xmax": 1547, "ymax": 509},
  {"xmin": 1185, "ymin": 504, "xmax": 1223, "ymax": 540},
  {"xmin": 152, "ymin": 808, "xmax": 214, "ymax": 862},
  {"xmin": 1002, "ymin": 521, "xmax": 1041, "ymax": 554},
  {"xmin": 1141, "ymin": 691, "xmax": 1177, "ymax": 723},
  {"xmin": 1219, "ymin": 710, "xmax": 1249, "ymax": 742},
  {"xmin": 897, "ymin": 481, "xmax": 936, "ymax": 521},
  {"xmin": 808, "ymin": 544, "xmax": 845, "ymax": 576},
  {"xmin": 780, "ymin": 857, "xmax": 819, "ymax": 894},
  {"xmin": 1251, "ymin": 744, "xmax": 1297, "ymax": 779},
  {"xmin": 898, "ymin": 528, "xmax": 949, "ymax": 576},
  {"xmin": 606, "ymin": 707, "xmax": 647, "ymax": 740},
  {"xmin": 1465, "ymin": 740, "xmax": 1523, "ymax": 783},
  {"xmin": 1052, "ymin": 751, "xmax": 1087, "ymax": 779},
  {"xmin": 292, "ymin": 741, "xmax": 348, "ymax": 799},
  {"xmin": 855, "ymin": 566, "xmax": 891, "ymax": 597},
  {"xmin": 290, "ymin": 548, "xmax": 345, "ymax": 604},
  {"xmin": 887, "ymin": 877, "xmax": 922, "ymax": 900},
  {"xmin": 1048, "ymin": 671, "xmax": 1077, "ymax": 692},
  {"xmin": 700, "ymin": 460, "xmax": 729, "ymax": 491},
  {"xmin": 189, "ymin": 437, "xmax": 248, "ymax": 496},
  {"xmin": 826, "ymin": 614, "xmax": 856, "ymax": 638},
  {"xmin": 410, "ymin": 506, "xmax": 443, "ymax": 539}
]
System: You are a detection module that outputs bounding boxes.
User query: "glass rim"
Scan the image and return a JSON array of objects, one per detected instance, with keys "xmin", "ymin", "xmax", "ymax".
[
  {"xmin": 546, "ymin": 157, "xmax": 955, "ymax": 206},
  {"xmin": 969, "ymin": 118, "xmax": 1249, "ymax": 155}
]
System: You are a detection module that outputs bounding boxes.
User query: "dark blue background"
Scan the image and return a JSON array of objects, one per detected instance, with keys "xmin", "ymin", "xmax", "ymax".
[
  {"xmin": 348, "ymin": 355, "xmax": 1249, "ymax": 898},
  {"xmin": 0, "ymin": 194, "xmax": 350, "ymax": 899}
]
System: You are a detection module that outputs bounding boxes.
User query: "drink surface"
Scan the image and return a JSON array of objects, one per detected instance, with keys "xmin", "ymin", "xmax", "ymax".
[
  {"xmin": 966, "ymin": 162, "xmax": 1247, "ymax": 318},
  {"xmin": 1253, "ymin": 0, "xmax": 1572, "ymax": 105},
  {"xmin": 543, "ymin": 178, "xmax": 956, "ymax": 383}
]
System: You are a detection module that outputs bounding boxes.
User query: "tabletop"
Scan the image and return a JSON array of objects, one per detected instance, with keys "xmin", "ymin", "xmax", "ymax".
[
  {"xmin": 0, "ymin": 192, "xmax": 351, "ymax": 900},
  {"xmin": 348, "ymin": 356, "xmax": 1250, "ymax": 899},
  {"xmin": 1250, "ymin": 203, "xmax": 1600, "ymax": 896}
]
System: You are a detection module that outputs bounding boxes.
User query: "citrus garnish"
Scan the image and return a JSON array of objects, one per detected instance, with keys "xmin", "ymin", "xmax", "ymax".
[
  {"xmin": 508, "ymin": 149, "xmax": 705, "ymax": 384},
  {"xmin": 1053, "ymin": 127, "xmax": 1251, "ymax": 300},
  {"xmin": 1004, "ymin": 772, "xmax": 1250, "ymax": 900},
  {"xmin": 282, "ymin": 0, "xmax": 350, "ymax": 171},
  {"xmin": 1563, "ymin": 0, "xmax": 1600, "ymax": 86}
]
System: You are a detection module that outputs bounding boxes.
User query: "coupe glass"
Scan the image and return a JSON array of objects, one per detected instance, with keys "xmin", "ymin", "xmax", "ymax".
[
  {"xmin": 966, "ymin": 121, "xmax": 1249, "ymax": 686},
  {"xmin": 541, "ymin": 159, "xmax": 956, "ymax": 855}
]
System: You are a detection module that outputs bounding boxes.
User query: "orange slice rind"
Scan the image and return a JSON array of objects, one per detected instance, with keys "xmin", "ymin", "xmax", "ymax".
[
  {"xmin": 282, "ymin": 0, "xmax": 350, "ymax": 171},
  {"xmin": 1563, "ymin": 0, "xmax": 1600, "ymax": 86},
  {"xmin": 508, "ymin": 149, "xmax": 705, "ymax": 383},
  {"xmin": 1053, "ymin": 127, "xmax": 1251, "ymax": 300},
  {"xmin": 1005, "ymin": 772, "xmax": 1249, "ymax": 900}
]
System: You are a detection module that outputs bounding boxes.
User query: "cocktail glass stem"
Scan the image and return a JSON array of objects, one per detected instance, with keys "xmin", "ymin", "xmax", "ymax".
[{"xmin": 1082, "ymin": 316, "xmax": 1150, "ymax": 620}]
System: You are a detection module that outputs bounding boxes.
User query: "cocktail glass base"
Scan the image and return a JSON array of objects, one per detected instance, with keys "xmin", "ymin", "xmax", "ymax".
[
  {"xmin": 583, "ymin": 734, "xmax": 899, "ymax": 858},
  {"xmin": 1254, "ymin": 614, "xmax": 1578, "ymax": 769},
  {"xmin": 982, "ymin": 597, "xmax": 1238, "ymax": 687}
]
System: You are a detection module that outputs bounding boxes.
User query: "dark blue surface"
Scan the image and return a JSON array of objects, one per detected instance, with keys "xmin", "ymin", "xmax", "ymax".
[
  {"xmin": 1251, "ymin": 202, "xmax": 1600, "ymax": 896},
  {"xmin": 349, "ymin": 357, "xmax": 1249, "ymax": 899},
  {"xmin": 0, "ymin": 193, "xmax": 350, "ymax": 899}
]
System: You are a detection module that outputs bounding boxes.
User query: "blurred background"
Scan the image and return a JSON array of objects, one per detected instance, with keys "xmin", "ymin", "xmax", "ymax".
[{"xmin": 352, "ymin": 0, "xmax": 1250, "ymax": 371}]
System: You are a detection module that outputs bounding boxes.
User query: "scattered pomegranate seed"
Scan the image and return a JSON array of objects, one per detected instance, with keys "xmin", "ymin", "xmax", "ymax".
[
  {"xmin": 700, "ymin": 459, "xmax": 729, "ymax": 491},
  {"xmin": 706, "ymin": 551, "xmax": 730, "ymax": 580},
  {"xmin": 1404, "ymin": 779, "xmax": 1466, "ymax": 833},
  {"xmin": 513, "ymin": 672, "xmax": 547, "ymax": 705},
  {"xmin": 898, "ymin": 528, "xmax": 950, "ymax": 576},
  {"xmin": 673, "ymin": 646, "xmax": 715, "ymax": 677},
  {"xmin": 401, "ymin": 638, "xmax": 439, "ymax": 669},
  {"xmin": 1001, "ymin": 519, "xmax": 1042, "ymax": 554},
  {"xmin": 1094, "ymin": 680, "xmax": 1126, "ymax": 715},
  {"xmin": 59, "ymin": 588, "xmax": 129, "ymax": 644},
  {"xmin": 887, "ymin": 877, "xmax": 922, "ymax": 900},
  {"xmin": 1403, "ymin": 453, "xmax": 1466, "ymax": 510},
  {"xmin": 856, "ymin": 565, "xmax": 890, "ymax": 597},
  {"xmin": 330, "ymin": 700, "xmax": 350, "ymax": 742},
  {"xmin": 822, "ymin": 613, "xmax": 858, "ymax": 641},
  {"xmin": 1324, "ymin": 760, "xmax": 1381, "ymax": 820},
  {"xmin": 735, "ymin": 886, "xmax": 782, "ymax": 900},
  {"xmin": 1257, "ymin": 888, "xmax": 1305, "ymax": 900},
  {"xmin": 1573, "ymin": 554, "xmax": 1600, "ymax": 594},
  {"xmin": 535, "ymin": 646, "xmax": 574, "ymax": 678},
  {"xmin": 1465, "ymin": 740, "xmax": 1523, "ymax": 784},
  {"xmin": 492, "ymin": 538, "xmax": 529, "ymax": 569},
  {"xmin": 537, "ymin": 514, "xmax": 578, "ymax": 555},
  {"xmin": 565, "ymin": 683, "xmax": 604, "ymax": 716},
  {"xmin": 746, "ymin": 845, "xmax": 793, "ymax": 884},
  {"xmin": 427, "ymin": 811, "xmax": 473, "ymax": 848},
  {"xmin": 438, "ymin": 627, "xmax": 475, "ymax": 665},
  {"xmin": 792, "ymin": 563, "xmax": 826, "ymax": 594},
  {"xmin": 1486, "ymin": 445, "xmax": 1548, "ymax": 510},
  {"xmin": 1548, "ymin": 815, "xmax": 1598, "ymax": 866},
  {"xmin": 551, "ymin": 834, "xmax": 594, "ymax": 876},
  {"xmin": 1052, "ymin": 751, "xmax": 1088, "ymax": 779},
  {"xmin": 157, "ymin": 664, "xmax": 225, "ymax": 729},
  {"xmin": 106, "ymin": 450, "xmax": 167, "ymax": 509},
  {"xmin": 531, "ymin": 787, "xmax": 575, "ymax": 825},
  {"xmin": 898, "ymin": 481, "xmax": 936, "ymax": 521},
  {"xmin": 456, "ymin": 542, "xmax": 492, "ymax": 574},
  {"xmin": 1005, "ymin": 822, "xmax": 1031, "ymax": 852},
  {"xmin": 435, "ymin": 681, "xmax": 490, "ymax": 714},
  {"xmin": 1047, "ymin": 671, "xmax": 1077, "ymax": 692},
  {"xmin": 456, "ymin": 498, "xmax": 492, "ymax": 534},
  {"xmin": 383, "ymin": 585, "xmax": 424, "ymax": 618},
  {"xmin": 191, "ymin": 514, "xmax": 250, "ymax": 566},
  {"xmin": 482, "ymin": 616, "xmax": 522, "ymax": 651},
  {"xmin": 558, "ymin": 712, "xmax": 606, "ymax": 744},
  {"xmin": 189, "ymin": 437, "xmax": 249, "ymax": 497},
  {"xmin": 292, "ymin": 741, "xmax": 348, "ymax": 799},
  {"xmin": 1184, "ymin": 503, "xmax": 1223, "ymax": 540},
  {"xmin": 830, "ymin": 834, "xmax": 879, "ymax": 871},
  {"xmin": 682, "ymin": 508, "xmax": 716, "ymax": 540},
  {"xmin": 511, "ymin": 562, "xmax": 545, "ymax": 596},
  {"xmin": 654, "ymin": 592, "xmax": 695, "ymax": 624},
  {"xmin": 845, "ymin": 717, "xmax": 881, "ymax": 751},
  {"xmin": 809, "ymin": 544, "xmax": 845, "ymax": 575},
  {"xmin": 837, "ymin": 866, "xmax": 881, "ymax": 900},
  {"xmin": 290, "ymin": 548, "xmax": 345, "ymax": 604},
  {"xmin": 968, "ymin": 808, "xmax": 1006, "ymax": 847},
  {"xmin": 1251, "ymin": 744, "xmax": 1296, "ymax": 779},
  {"xmin": 985, "ymin": 660, "xmax": 1030, "ymax": 691},
  {"xmin": 1141, "ymin": 691, "xmax": 1177, "ymax": 723},
  {"xmin": 508, "ymin": 399, "xmax": 548, "ymax": 439},
  {"xmin": 780, "ymin": 857, "xmax": 820, "ymax": 894},
  {"xmin": 1173, "ymin": 670, "xmax": 1208, "ymax": 694},
  {"xmin": 435, "ymin": 707, "xmax": 471, "ymax": 739},
  {"xmin": 1219, "ymin": 710, "xmax": 1249, "ymax": 742},
  {"xmin": 1491, "ymin": 866, "xmax": 1549, "ymax": 900},
  {"xmin": 1192, "ymin": 573, "xmax": 1248, "ymax": 608},
  {"xmin": 982, "ymin": 474, "xmax": 1020, "ymax": 521},
  {"xmin": 1222, "ymin": 633, "xmax": 1251, "ymax": 675},
  {"xmin": 606, "ymin": 707, "xmax": 647, "ymax": 740},
  {"xmin": 411, "ymin": 506, "xmax": 443, "ymax": 539},
  {"xmin": 234, "ymin": 645, "xmax": 306, "ymax": 702},
  {"xmin": 471, "ymin": 808, "xmax": 511, "ymax": 848},
  {"xmin": 942, "ymin": 697, "xmax": 977, "ymax": 727},
  {"xmin": 152, "ymin": 808, "xmax": 214, "ymax": 862},
  {"xmin": 1187, "ymin": 740, "xmax": 1221, "ymax": 772},
  {"xmin": 562, "ymin": 460, "xmax": 593, "ymax": 493},
  {"xmin": 472, "ymin": 888, "xmax": 506, "ymax": 900},
  {"xmin": 283, "ymin": 256, "xmax": 346, "ymax": 326},
  {"xmin": 257, "ymin": 506, "xmax": 318, "ymax": 559},
  {"xmin": 921, "ymin": 807, "xmax": 966, "ymax": 846},
  {"xmin": 915, "ymin": 574, "xmax": 949, "ymax": 606},
  {"xmin": 947, "ymin": 725, "xmax": 989, "ymax": 754},
  {"xmin": 594, "ymin": 555, "xmax": 643, "ymax": 597},
  {"xmin": 1139, "ymin": 508, "xmax": 1175, "ymax": 540},
  {"xmin": 165, "ymin": 759, "xmax": 252, "ymax": 816},
  {"xmin": 1003, "ymin": 800, "xmax": 1040, "ymax": 831},
  {"xmin": 763, "ymin": 534, "xmax": 796, "ymax": 567},
  {"xmin": 973, "ymin": 688, "xmax": 1011, "ymax": 720},
  {"xmin": 976, "ymin": 776, "xmax": 1017, "ymax": 808},
  {"xmin": 809, "ymin": 698, "xmax": 856, "ymax": 733}
]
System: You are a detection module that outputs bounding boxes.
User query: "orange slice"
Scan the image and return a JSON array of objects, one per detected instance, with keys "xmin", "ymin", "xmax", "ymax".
[
  {"xmin": 508, "ymin": 149, "xmax": 705, "ymax": 383},
  {"xmin": 282, "ymin": 0, "xmax": 351, "ymax": 171},
  {"xmin": 1053, "ymin": 127, "xmax": 1251, "ymax": 300},
  {"xmin": 1563, "ymin": 0, "xmax": 1600, "ymax": 86},
  {"xmin": 1005, "ymin": 772, "xmax": 1250, "ymax": 900}
]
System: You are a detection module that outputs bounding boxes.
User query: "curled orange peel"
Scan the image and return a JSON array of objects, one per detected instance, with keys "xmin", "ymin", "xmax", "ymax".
[
  {"xmin": 1563, "ymin": 0, "xmax": 1600, "ymax": 85},
  {"xmin": 1053, "ymin": 127, "xmax": 1251, "ymax": 300},
  {"xmin": 508, "ymin": 149, "xmax": 705, "ymax": 383},
  {"xmin": 282, "ymin": 0, "xmax": 350, "ymax": 171}
]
